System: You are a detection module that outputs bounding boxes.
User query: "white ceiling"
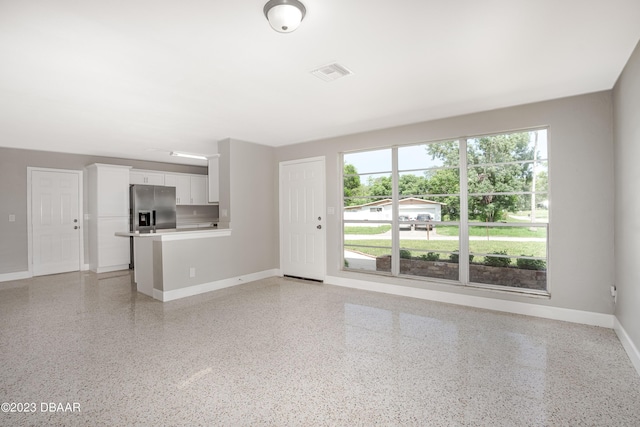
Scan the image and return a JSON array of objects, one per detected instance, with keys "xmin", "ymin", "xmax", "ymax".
[{"xmin": 1, "ymin": 0, "xmax": 639, "ymax": 166}]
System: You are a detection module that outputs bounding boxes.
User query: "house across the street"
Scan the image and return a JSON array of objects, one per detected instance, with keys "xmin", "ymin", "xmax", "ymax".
[{"xmin": 344, "ymin": 197, "xmax": 445, "ymax": 223}]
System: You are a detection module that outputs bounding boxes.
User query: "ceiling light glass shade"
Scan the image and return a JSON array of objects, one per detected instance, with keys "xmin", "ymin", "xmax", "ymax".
[{"xmin": 264, "ymin": 0, "xmax": 306, "ymax": 33}]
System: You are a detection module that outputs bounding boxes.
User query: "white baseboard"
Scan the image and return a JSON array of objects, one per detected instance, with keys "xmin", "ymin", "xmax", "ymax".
[
  {"xmin": 325, "ymin": 275, "xmax": 614, "ymax": 328},
  {"xmin": 154, "ymin": 269, "xmax": 280, "ymax": 302},
  {"xmin": 614, "ymin": 317, "xmax": 640, "ymax": 376},
  {"xmin": 95, "ymin": 265, "xmax": 130, "ymax": 274},
  {"xmin": 0, "ymin": 270, "xmax": 31, "ymax": 282}
]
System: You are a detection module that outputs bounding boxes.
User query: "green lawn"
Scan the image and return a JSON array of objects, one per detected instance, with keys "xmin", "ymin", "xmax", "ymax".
[
  {"xmin": 436, "ymin": 225, "xmax": 546, "ymax": 238},
  {"xmin": 345, "ymin": 239, "xmax": 546, "ymax": 262},
  {"xmin": 344, "ymin": 225, "xmax": 391, "ymax": 235}
]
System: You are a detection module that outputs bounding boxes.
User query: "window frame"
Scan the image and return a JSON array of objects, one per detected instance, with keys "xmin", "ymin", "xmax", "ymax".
[{"xmin": 341, "ymin": 127, "xmax": 550, "ymax": 296}]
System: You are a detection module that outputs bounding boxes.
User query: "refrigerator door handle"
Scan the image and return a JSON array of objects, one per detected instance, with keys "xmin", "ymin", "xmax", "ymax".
[{"xmin": 152, "ymin": 210, "xmax": 156, "ymax": 226}]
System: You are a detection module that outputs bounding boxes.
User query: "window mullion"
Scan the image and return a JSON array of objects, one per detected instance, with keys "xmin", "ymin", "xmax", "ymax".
[
  {"xmin": 459, "ymin": 138, "xmax": 470, "ymax": 284},
  {"xmin": 391, "ymin": 146, "xmax": 399, "ymax": 276}
]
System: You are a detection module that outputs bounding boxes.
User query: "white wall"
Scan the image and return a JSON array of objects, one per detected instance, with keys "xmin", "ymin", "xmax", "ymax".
[
  {"xmin": 613, "ymin": 40, "xmax": 640, "ymax": 366},
  {"xmin": 276, "ymin": 92, "xmax": 615, "ymax": 315}
]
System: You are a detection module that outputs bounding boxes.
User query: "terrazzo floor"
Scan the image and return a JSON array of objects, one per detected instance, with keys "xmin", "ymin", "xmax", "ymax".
[{"xmin": 1, "ymin": 270, "xmax": 639, "ymax": 426}]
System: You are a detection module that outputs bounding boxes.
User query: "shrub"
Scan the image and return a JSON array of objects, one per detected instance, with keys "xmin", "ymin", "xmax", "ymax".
[
  {"xmin": 400, "ymin": 249, "xmax": 412, "ymax": 259},
  {"xmin": 449, "ymin": 250, "xmax": 474, "ymax": 264},
  {"xmin": 424, "ymin": 252, "xmax": 440, "ymax": 261},
  {"xmin": 344, "ymin": 259, "xmax": 350, "ymax": 268},
  {"xmin": 484, "ymin": 251, "xmax": 511, "ymax": 267},
  {"xmin": 516, "ymin": 255, "xmax": 546, "ymax": 271}
]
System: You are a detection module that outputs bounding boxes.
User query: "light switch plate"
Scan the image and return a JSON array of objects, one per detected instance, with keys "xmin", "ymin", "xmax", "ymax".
[
  {"xmin": 8, "ymin": 214, "xmax": 15, "ymax": 222},
  {"xmin": 327, "ymin": 207, "xmax": 335, "ymax": 215}
]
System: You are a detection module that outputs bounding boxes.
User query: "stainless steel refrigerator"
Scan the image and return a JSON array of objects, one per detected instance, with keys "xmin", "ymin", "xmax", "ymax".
[{"xmin": 129, "ymin": 184, "xmax": 177, "ymax": 267}]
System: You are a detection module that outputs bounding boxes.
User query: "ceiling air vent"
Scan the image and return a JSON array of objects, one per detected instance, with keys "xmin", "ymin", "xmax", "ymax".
[{"xmin": 311, "ymin": 63, "xmax": 353, "ymax": 82}]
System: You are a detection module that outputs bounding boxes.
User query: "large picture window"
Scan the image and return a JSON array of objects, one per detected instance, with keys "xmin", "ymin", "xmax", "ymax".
[{"xmin": 342, "ymin": 129, "xmax": 549, "ymax": 294}]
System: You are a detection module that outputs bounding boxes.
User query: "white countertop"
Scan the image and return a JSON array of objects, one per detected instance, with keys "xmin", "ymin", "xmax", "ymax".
[{"xmin": 115, "ymin": 228, "xmax": 231, "ymax": 241}]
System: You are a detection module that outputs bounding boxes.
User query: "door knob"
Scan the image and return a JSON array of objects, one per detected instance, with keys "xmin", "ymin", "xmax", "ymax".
[
  {"xmin": 317, "ymin": 225, "xmax": 322, "ymax": 229},
  {"xmin": 74, "ymin": 226, "xmax": 79, "ymax": 230},
  {"xmin": 74, "ymin": 219, "xmax": 78, "ymax": 223},
  {"xmin": 318, "ymin": 216, "xmax": 321, "ymax": 220}
]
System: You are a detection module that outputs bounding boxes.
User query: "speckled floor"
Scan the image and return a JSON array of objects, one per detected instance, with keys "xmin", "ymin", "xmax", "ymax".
[{"xmin": 1, "ymin": 271, "xmax": 639, "ymax": 426}]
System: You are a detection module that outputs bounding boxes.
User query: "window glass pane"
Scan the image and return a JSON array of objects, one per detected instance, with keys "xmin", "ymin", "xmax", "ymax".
[
  {"xmin": 467, "ymin": 130, "xmax": 547, "ymax": 165},
  {"xmin": 344, "ymin": 172, "xmax": 393, "ymax": 206},
  {"xmin": 399, "ymin": 226, "xmax": 459, "ymax": 281},
  {"xmin": 397, "ymin": 195, "xmax": 460, "ymax": 222},
  {"xmin": 344, "ymin": 245, "xmax": 392, "ymax": 273},
  {"xmin": 344, "ymin": 222, "xmax": 392, "ymax": 239},
  {"xmin": 468, "ymin": 194, "xmax": 547, "ymax": 223},
  {"xmin": 468, "ymin": 225, "xmax": 547, "ymax": 259},
  {"xmin": 399, "ymin": 254, "xmax": 460, "ymax": 281},
  {"xmin": 468, "ymin": 162, "xmax": 535, "ymax": 193},
  {"xmin": 398, "ymin": 140, "xmax": 459, "ymax": 170},
  {"xmin": 399, "ymin": 169, "xmax": 460, "ymax": 196},
  {"xmin": 343, "ymin": 172, "xmax": 393, "ymax": 202},
  {"xmin": 470, "ymin": 256, "xmax": 547, "ymax": 290},
  {"xmin": 344, "ymin": 149, "xmax": 392, "ymax": 174},
  {"xmin": 344, "ymin": 197, "xmax": 394, "ymax": 221}
]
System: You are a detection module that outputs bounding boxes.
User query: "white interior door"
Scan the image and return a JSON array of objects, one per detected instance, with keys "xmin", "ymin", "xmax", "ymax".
[
  {"xmin": 280, "ymin": 157, "xmax": 326, "ymax": 281},
  {"xmin": 31, "ymin": 170, "xmax": 81, "ymax": 276}
]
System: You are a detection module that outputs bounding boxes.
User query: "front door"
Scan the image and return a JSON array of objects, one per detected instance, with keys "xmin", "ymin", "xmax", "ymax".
[
  {"xmin": 31, "ymin": 169, "xmax": 81, "ymax": 276},
  {"xmin": 280, "ymin": 157, "xmax": 326, "ymax": 281}
]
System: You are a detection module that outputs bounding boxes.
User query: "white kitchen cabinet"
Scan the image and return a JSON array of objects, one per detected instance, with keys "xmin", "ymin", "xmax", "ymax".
[
  {"xmin": 86, "ymin": 164, "xmax": 131, "ymax": 273},
  {"xmin": 208, "ymin": 156, "xmax": 219, "ymax": 203},
  {"xmin": 164, "ymin": 173, "xmax": 191, "ymax": 205},
  {"xmin": 190, "ymin": 176, "xmax": 208, "ymax": 205},
  {"xmin": 130, "ymin": 170, "xmax": 165, "ymax": 185},
  {"xmin": 97, "ymin": 217, "xmax": 130, "ymax": 268},
  {"xmin": 97, "ymin": 166, "xmax": 130, "ymax": 217},
  {"xmin": 164, "ymin": 172, "xmax": 209, "ymax": 205}
]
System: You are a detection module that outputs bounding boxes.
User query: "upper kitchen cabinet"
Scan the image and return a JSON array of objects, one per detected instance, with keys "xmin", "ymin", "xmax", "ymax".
[
  {"xmin": 164, "ymin": 173, "xmax": 209, "ymax": 205},
  {"xmin": 164, "ymin": 173, "xmax": 191, "ymax": 205},
  {"xmin": 190, "ymin": 175, "xmax": 208, "ymax": 205},
  {"xmin": 87, "ymin": 164, "xmax": 131, "ymax": 217},
  {"xmin": 208, "ymin": 156, "xmax": 219, "ymax": 203},
  {"xmin": 130, "ymin": 169, "xmax": 165, "ymax": 185}
]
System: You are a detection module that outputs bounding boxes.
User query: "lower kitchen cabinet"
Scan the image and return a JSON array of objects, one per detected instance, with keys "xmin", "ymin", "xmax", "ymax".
[{"xmin": 95, "ymin": 217, "xmax": 130, "ymax": 273}]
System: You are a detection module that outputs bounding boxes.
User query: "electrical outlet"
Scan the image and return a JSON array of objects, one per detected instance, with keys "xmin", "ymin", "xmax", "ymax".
[
  {"xmin": 610, "ymin": 285, "xmax": 617, "ymax": 298},
  {"xmin": 189, "ymin": 267, "xmax": 196, "ymax": 278}
]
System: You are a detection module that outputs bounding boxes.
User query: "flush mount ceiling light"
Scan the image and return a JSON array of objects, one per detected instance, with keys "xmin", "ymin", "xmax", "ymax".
[
  {"xmin": 170, "ymin": 151, "xmax": 208, "ymax": 160},
  {"xmin": 263, "ymin": 0, "xmax": 306, "ymax": 33}
]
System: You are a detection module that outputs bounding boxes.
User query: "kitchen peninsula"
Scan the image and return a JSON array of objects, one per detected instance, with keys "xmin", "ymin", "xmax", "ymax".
[{"xmin": 116, "ymin": 228, "xmax": 232, "ymax": 301}]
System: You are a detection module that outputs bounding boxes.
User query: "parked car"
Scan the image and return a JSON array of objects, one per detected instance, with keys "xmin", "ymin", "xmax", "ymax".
[
  {"xmin": 414, "ymin": 213, "xmax": 434, "ymax": 230},
  {"xmin": 398, "ymin": 215, "xmax": 412, "ymax": 230}
]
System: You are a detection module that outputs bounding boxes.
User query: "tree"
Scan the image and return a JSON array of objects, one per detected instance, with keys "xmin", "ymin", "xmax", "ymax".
[
  {"xmin": 343, "ymin": 164, "xmax": 366, "ymax": 206},
  {"xmin": 399, "ymin": 174, "xmax": 429, "ymax": 196},
  {"xmin": 425, "ymin": 168, "xmax": 460, "ymax": 220},
  {"xmin": 368, "ymin": 175, "xmax": 392, "ymax": 197},
  {"xmin": 427, "ymin": 132, "xmax": 538, "ymax": 222}
]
